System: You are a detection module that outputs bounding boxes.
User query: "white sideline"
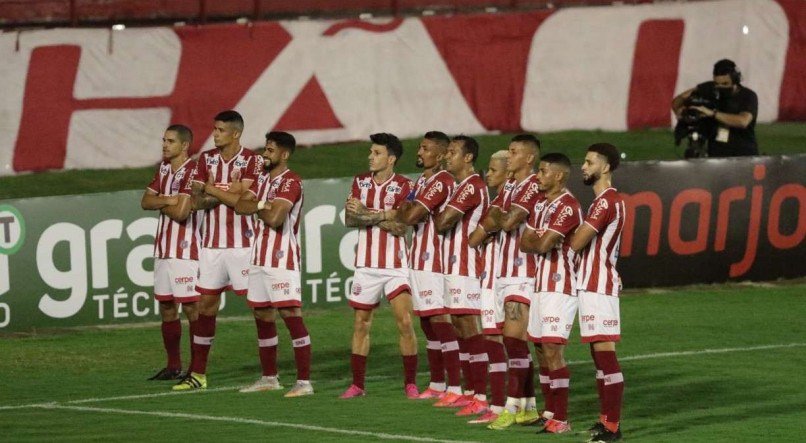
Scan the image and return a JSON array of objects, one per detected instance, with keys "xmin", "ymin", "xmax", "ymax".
[
  {"xmin": 34, "ymin": 404, "xmax": 480, "ymax": 443},
  {"xmin": 1, "ymin": 341, "xmax": 803, "ymax": 413}
]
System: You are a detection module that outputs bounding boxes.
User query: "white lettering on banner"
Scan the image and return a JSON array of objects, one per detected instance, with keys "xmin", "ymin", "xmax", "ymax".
[
  {"xmin": 37, "ymin": 223, "xmax": 88, "ymax": 319},
  {"xmin": 307, "ymin": 279, "xmax": 322, "ymax": 303},
  {"xmin": 338, "ymin": 209, "xmax": 358, "ymax": 272},
  {"xmin": 132, "ymin": 292, "xmax": 150, "ymax": 317},
  {"xmin": 112, "ymin": 289, "xmax": 129, "ymax": 319},
  {"xmin": 90, "ymin": 220, "xmax": 123, "ymax": 289},
  {"xmin": 304, "ymin": 204, "xmax": 336, "ymax": 273},
  {"xmin": 325, "ymin": 272, "xmax": 341, "ymax": 303},
  {"xmin": 126, "ymin": 218, "xmax": 157, "ymax": 287},
  {"xmin": 92, "ymin": 294, "xmax": 109, "ymax": 319},
  {"xmin": 521, "ymin": 0, "xmax": 788, "ymax": 131}
]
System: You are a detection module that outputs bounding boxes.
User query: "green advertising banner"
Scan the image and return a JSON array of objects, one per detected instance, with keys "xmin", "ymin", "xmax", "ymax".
[{"xmin": 0, "ymin": 177, "xmax": 359, "ymax": 332}]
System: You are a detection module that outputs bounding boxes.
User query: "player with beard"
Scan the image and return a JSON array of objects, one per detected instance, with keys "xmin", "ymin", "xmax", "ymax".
[
  {"xmin": 341, "ymin": 133, "xmax": 419, "ymax": 399},
  {"xmin": 434, "ymin": 136, "xmax": 489, "ymax": 417},
  {"xmin": 141, "ymin": 124, "xmax": 202, "ymax": 381},
  {"xmin": 570, "ymin": 143, "xmax": 626, "ymax": 443},
  {"xmin": 397, "ymin": 131, "xmax": 463, "ymax": 406},
  {"xmin": 174, "ymin": 110, "xmax": 262, "ymax": 391},
  {"xmin": 476, "ymin": 134, "xmax": 546, "ymax": 430},
  {"xmin": 466, "ymin": 150, "xmax": 509, "ymax": 424},
  {"xmin": 234, "ymin": 131, "xmax": 313, "ymax": 397},
  {"xmin": 520, "ymin": 153, "xmax": 582, "ymax": 434}
]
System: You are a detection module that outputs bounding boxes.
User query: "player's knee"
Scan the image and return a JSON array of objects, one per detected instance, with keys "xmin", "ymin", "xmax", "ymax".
[{"xmin": 354, "ymin": 317, "xmax": 372, "ymax": 335}]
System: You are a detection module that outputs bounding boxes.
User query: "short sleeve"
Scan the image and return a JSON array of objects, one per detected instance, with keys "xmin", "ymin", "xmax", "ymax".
[
  {"xmin": 274, "ymin": 177, "xmax": 302, "ymax": 204},
  {"xmin": 178, "ymin": 167, "xmax": 195, "ymax": 196},
  {"xmin": 415, "ymin": 177, "xmax": 450, "ymax": 212},
  {"xmin": 350, "ymin": 177, "xmax": 361, "ymax": 199},
  {"xmin": 147, "ymin": 167, "xmax": 161, "ymax": 193},
  {"xmin": 393, "ymin": 179, "xmax": 413, "ymax": 209},
  {"xmin": 511, "ymin": 181, "xmax": 542, "ymax": 214},
  {"xmin": 490, "ymin": 189, "xmax": 506, "ymax": 209},
  {"xmin": 547, "ymin": 201, "xmax": 581, "ymax": 237},
  {"xmin": 193, "ymin": 154, "xmax": 208, "ymax": 183},
  {"xmin": 447, "ymin": 182, "xmax": 481, "ymax": 214},
  {"xmin": 248, "ymin": 177, "xmax": 261, "ymax": 197},
  {"xmin": 584, "ymin": 196, "xmax": 615, "ymax": 233},
  {"xmin": 740, "ymin": 90, "xmax": 758, "ymax": 118},
  {"xmin": 243, "ymin": 154, "xmax": 261, "ymax": 182}
]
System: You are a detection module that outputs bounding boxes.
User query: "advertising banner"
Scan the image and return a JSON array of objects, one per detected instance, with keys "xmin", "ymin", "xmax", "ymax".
[{"xmin": 0, "ymin": 155, "xmax": 803, "ymax": 331}]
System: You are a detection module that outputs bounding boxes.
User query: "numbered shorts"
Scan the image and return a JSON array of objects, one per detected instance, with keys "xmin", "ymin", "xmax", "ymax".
[
  {"xmin": 197, "ymin": 247, "xmax": 251, "ymax": 296},
  {"xmin": 348, "ymin": 267, "xmax": 411, "ymax": 310},
  {"xmin": 154, "ymin": 258, "xmax": 199, "ymax": 303},
  {"xmin": 410, "ymin": 269, "xmax": 447, "ymax": 317},
  {"xmin": 481, "ymin": 287, "xmax": 504, "ymax": 335},
  {"xmin": 578, "ymin": 290, "xmax": 621, "ymax": 343},
  {"xmin": 445, "ymin": 275, "xmax": 482, "ymax": 315},
  {"xmin": 496, "ymin": 277, "xmax": 535, "ymax": 306},
  {"xmin": 247, "ymin": 266, "xmax": 302, "ymax": 308},
  {"xmin": 527, "ymin": 291, "xmax": 578, "ymax": 344}
]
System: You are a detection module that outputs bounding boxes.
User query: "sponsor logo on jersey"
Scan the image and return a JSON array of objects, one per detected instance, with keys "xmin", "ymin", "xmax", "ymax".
[
  {"xmin": 422, "ymin": 181, "xmax": 444, "ymax": 201},
  {"xmin": 467, "ymin": 292, "xmax": 481, "ymax": 301},
  {"xmin": 518, "ymin": 182, "xmax": 540, "ymax": 204},
  {"xmin": 234, "ymin": 159, "xmax": 248, "ymax": 168},
  {"xmin": 591, "ymin": 198, "xmax": 609, "ymax": 219},
  {"xmin": 160, "ymin": 163, "xmax": 171, "ymax": 175},
  {"xmin": 257, "ymin": 174, "xmax": 268, "ymax": 185},
  {"xmin": 206, "ymin": 156, "xmax": 219, "ymax": 166},
  {"xmin": 352, "ymin": 283, "xmax": 362, "ymax": 295},
  {"xmin": 602, "ymin": 319, "xmax": 619, "ymax": 327},
  {"xmin": 455, "ymin": 183, "xmax": 475, "ymax": 204},
  {"xmin": 419, "ymin": 289, "xmax": 433, "ymax": 297},
  {"xmin": 554, "ymin": 205, "xmax": 574, "ymax": 226},
  {"xmin": 281, "ymin": 178, "xmax": 294, "ymax": 193},
  {"xmin": 503, "ymin": 181, "xmax": 516, "ymax": 192},
  {"xmin": 272, "ymin": 282, "xmax": 290, "ymax": 290},
  {"xmin": 542, "ymin": 316, "xmax": 560, "ymax": 323},
  {"xmin": 174, "ymin": 276, "xmax": 194, "ymax": 284},
  {"xmin": 581, "ymin": 315, "xmax": 596, "ymax": 323},
  {"xmin": 171, "ymin": 181, "xmax": 181, "ymax": 192},
  {"xmin": 358, "ymin": 180, "xmax": 372, "ymax": 189},
  {"xmin": 175, "ymin": 169, "xmax": 186, "ymax": 181}
]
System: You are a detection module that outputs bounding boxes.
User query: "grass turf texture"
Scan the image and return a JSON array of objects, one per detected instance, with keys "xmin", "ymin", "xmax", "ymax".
[
  {"xmin": 2, "ymin": 123, "xmax": 805, "ymax": 200},
  {"xmin": 2, "ymin": 282, "xmax": 805, "ymax": 442}
]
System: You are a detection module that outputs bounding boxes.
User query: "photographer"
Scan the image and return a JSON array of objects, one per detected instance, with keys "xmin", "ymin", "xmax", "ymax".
[{"xmin": 672, "ymin": 59, "xmax": 758, "ymax": 157}]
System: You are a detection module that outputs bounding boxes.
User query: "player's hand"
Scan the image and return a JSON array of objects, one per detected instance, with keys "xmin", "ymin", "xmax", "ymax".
[
  {"xmin": 346, "ymin": 198, "xmax": 368, "ymax": 215},
  {"xmin": 191, "ymin": 180, "xmax": 204, "ymax": 194},
  {"xmin": 689, "ymin": 105, "xmax": 715, "ymax": 118}
]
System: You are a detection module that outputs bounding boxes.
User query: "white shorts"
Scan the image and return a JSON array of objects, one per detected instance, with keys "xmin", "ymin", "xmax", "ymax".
[
  {"xmin": 348, "ymin": 267, "xmax": 411, "ymax": 310},
  {"xmin": 154, "ymin": 258, "xmax": 199, "ymax": 303},
  {"xmin": 410, "ymin": 269, "xmax": 447, "ymax": 317},
  {"xmin": 197, "ymin": 247, "xmax": 251, "ymax": 296},
  {"xmin": 578, "ymin": 290, "xmax": 621, "ymax": 343},
  {"xmin": 527, "ymin": 292, "xmax": 578, "ymax": 345},
  {"xmin": 445, "ymin": 275, "xmax": 482, "ymax": 315},
  {"xmin": 481, "ymin": 287, "xmax": 504, "ymax": 335},
  {"xmin": 496, "ymin": 277, "xmax": 535, "ymax": 306},
  {"xmin": 246, "ymin": 266, "xmax": 302, "ymax": 309}
]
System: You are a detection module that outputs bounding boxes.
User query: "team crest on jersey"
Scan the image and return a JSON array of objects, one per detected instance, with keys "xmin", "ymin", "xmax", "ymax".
[
  {"xmin": 551, "ymin": 272, "xmax": 562, "ymax": 282},
  {"xmin": 423, "ymin": 182, "xmax": 444, "ymax": 201},
  {"xmin": 245, "ymin": 230, "xmax": 253, "ymax": 238},
  {"xmin": 160, "ymin": 163, "xmax": 171, "ymax": 175},
  {"xmin": 591, "ymin": 198, "xmax": 609, "ymax": 219},
  {"xmin": 384, "ymin": 194, "xmax": 395, "ymax": 206},
  {"xmin": 180, "ymin": 240, "xmax": 189, "ymax": 249},
  {"xmin": 534, "ymin": 201, "xmax": 546, "ymax": 214},
  {"xmin": 206, "ymin": 156, "xmax": 219, "ymax": 166},
  {"xmin": 230, "ymin": 168, "xmax": 242, "ymax": 181},
  {"xmin": 421, "ymin": 252, "xmax": 430, "ymax": 261},
  {"xmin": 275, "ymin": 250, "xmax": 284, "ymax": 259},
  {"xmin": 352, "ymin": 283, "xmax": 362, "ymax": 295},
  {"xmin": 449, "ymin": 255, "xmax": 457, "ymax": 264},
  {"xmin": 514, "ymin": 257, "xmax": 523, "ymax": 266},
  {"xmin": 503, "ymin": 182, "xmax": 516, "ymax": 192}
]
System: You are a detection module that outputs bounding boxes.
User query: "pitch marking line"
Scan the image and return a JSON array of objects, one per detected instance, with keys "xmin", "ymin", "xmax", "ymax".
[
  {"xmin": 1, "ymin": 342, "xmax": 803, "ymax": 412},
  {"xmin": 35, "ymin": 404, "xmax": 481, "ymax": 443}
]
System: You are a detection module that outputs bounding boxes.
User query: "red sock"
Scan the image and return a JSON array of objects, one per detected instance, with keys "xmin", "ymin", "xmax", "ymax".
[
  {"xmin": 432, "ymin": 321, "xmax": 461, "ymax": 387},
  {"xmin": 255, "ymin": 318, "xmax": 278, "ymax": 376},
  {"xmin": 539, "ymin": 365, "xmax": 552, "ymax": 412},
  {"xmin": 503, "ymin": 336, "xmax": 529, "ymax": 398},
  {"xmin": 351, "ymin": 353, "xmax": 367, "ymax": 389},
  {"xmin": 187, "ymin": 318, "xmax": 197, "ymax": 369},
  {"xmin": 420, "ymin": 318, "xmax": 445, "ymax": 384},
  {"xmin": 591, "ymin": 346, "xmax": 605, "ymax": 417},
  {"xmin": 524, "ymin": 358, "xmax": 536, "ymax": 399},
  {"xmin": 190, "ymin": 313, "xmax": 216, "ymax": 374},
  {"xmin": 467, "ymin": 334, "xmax": 488, "ymax": 398},
  {"xmin": 458, "ymin": 337, "xmax": 474, "ymax": 393},
  {"xmin": 595, "ymin": 350, "xmax": 624, "ymax": 426},
  {"xmin": 549, "ymin": 366, "xmax": 571, "ymax": 421},
  {"xmin": 402, "ymin": 354, "xmax": 417, "ymax": 386},
  {"xmin": 161, "ymin": 319, "xmax": 182, "ymax": 370},
  {"xmin": 283, "ymin": 316, "xmax": 311, "ymax": 381},
  {"xmin": 486, "ymin": 339, "xmax": 507, "ymax": 407}
]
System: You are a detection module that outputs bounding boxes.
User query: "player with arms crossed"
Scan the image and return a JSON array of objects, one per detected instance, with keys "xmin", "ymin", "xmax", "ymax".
[
  {"xmin": 341, "ymin": 133, "xmax": 419, "ymax": 399},
  {"xmin": 570, "ymin": 143, "xmax": 626, "ymax": 443},
  {"xmin": 141, "ymin": 124, "xmax": 203, "ymax": 380},
  {"xmin": 520, "ymin": 153, "xmax": 582, "ymax": 434},
  {"xmin": 174, "ymin": 110, "xmax": 262, "ymax": 391},
  {"xmin": 466, "ymin": 150, "xmax": 509, "ymax": 424},
  {"xmin": 434, "ymin": 136, "xmax": 489, "ymax": 417},
  {"xmin": 477, "ymin": 134, "xmax": 545, "ymax": 430},
  {"xmin": 234, "ymin": 131, "xmax": 313, "ymax": 397},
  {"xmin": 397, "ymin": 132, "xmax": 463, "ymax": 405}
]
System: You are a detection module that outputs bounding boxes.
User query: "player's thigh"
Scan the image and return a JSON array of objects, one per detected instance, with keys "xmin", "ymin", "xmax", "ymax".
[
  {"xmin": 410, "ymin": 269, "xmax": 446, "ymax": 317},
  {"xmin": 153, "ymin": 259, "xmax": 175, "ymax": 301},
  {"xmin": 197, "ymin": 248, "xmax": 230, "ymax": 293},
  {"xmin": 578, "ymin": 290, "xmax": 621, "ymax": 343},
  {"xmin": 223, "ymin": 247, "xmax": 251, "ymax": 295},
  {"xmin": 537, "ymin": 291, "xmax": 578, "ymax": 345},
  {"xmin": 266, "ymin": 268, "xmax": 303, "ymax": 309},
  {"xmin": 246, "ymin": 265, "xmax": 272, "ymax": 309},
  {"xmin": 481, "ymin": 287, "xmax": 503, "ymax": 336},
  {"xmin": 445, "ymin": 275, "xmax": 482, "ymax": 316}
]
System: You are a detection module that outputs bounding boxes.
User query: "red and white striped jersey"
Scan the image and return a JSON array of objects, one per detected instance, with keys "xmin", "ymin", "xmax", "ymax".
[
  {"xmin": 192, "ymin": 147, "xmax": 263, "ymax": 249},
  {"xmin": 443, "ymin": 173, "xmax": 489, "ymax": 278},
  {"xmin": 527, "ymin": 190, "xmax": 582, "ymax": 295},
  {"xmin": 248, "ymin": 169, "xmax": 304, "ymax": 270},
  {"xmin": 351, "ymin": 172, "xmax": 413, "ymax": 269},
  {"xmin": 410, "ymin": 170, "xmax": 455, "ymax": 273},
  {"xmin": 576, "ymin": 188, "xmax": 626, "ymax": 296},
  {"xmin": 147, "ymin": 159, "xmax": 204, "ymax": 260},
  {"xmin": 480, "ymin": 189, "xmax": 506, "ymax": 289},
  {"xmin": 497, "ymin": 174, "xmax": 545, "ymax": 279}
]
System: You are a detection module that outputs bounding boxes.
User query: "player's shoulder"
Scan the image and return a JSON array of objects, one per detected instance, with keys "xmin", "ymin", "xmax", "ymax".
[
  {"xmin": 469, "ymin": 173, "xmax": 486, "ymax": 188},
  {"xmin": 601, "ymin": 187, "xmax": 623, "ymax": 204},
  {"xmin": 391, "ymin": 173, "xmax": 413, "ymax": 187},
  {"xmin": 436, "ymin": 169, "xmax": 454, "ymax": 184},
  {"xmin": 354, "ymin": 171, "xmax": 373, "ymax": 182},
  {"xmin": 240, "ymin": 147, "xmax": 259, "ymax": 158}
]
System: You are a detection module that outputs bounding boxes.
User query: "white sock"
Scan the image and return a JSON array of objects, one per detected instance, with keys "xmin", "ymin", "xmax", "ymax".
[
  {"xmin": 447, "ymin": 385, "xmax": 463, "ymax": 395},
  {"xmin": 505, "ymin": 396, "xmax": 520, "ymax": 413},
  {"xmin": 429, "ymin": 382, "xmax": 446, "ymax": 391}
]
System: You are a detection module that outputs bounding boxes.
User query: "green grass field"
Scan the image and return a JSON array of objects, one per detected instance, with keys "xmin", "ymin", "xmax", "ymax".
[
  {"xmin": 2, "ymin": 123, "xmax": 805, "ymax": 200},
  {"xmin": 2, "ymin": 282, "xmax": 805, "ymax": 442}
]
